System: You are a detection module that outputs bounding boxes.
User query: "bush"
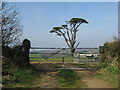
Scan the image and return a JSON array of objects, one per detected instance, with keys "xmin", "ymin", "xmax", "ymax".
[{"xmin": 99, "ymin": 40, "xmax": 120, "ymax": 64}]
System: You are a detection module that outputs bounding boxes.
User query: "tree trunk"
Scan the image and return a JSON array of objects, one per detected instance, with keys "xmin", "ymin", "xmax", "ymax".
[{"xmin": 70, "ymin": 48, "xmax": 75, "ymax": 57}]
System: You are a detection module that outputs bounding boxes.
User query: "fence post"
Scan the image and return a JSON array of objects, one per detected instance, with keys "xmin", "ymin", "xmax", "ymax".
[
  {"xmin": 22, "ymin": 39, "xmax": 31, "ymax": 65},
  {"xmin": 99, "ymin": 46, "xmax": 104, "ymax": 61}
]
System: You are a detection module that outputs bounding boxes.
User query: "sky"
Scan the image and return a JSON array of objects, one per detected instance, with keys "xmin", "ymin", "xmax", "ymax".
[{"xmin": 10, "ymin": 2, "xmax": 118, "ymax": 48}]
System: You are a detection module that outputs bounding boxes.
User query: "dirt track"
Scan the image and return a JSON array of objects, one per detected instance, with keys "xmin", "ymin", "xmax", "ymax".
[
  {"xmin": 31, "ymin": 62, "xmax": 117, "ymax": 88},
  {"xmin": 38, "ymin": 72, "xmax": 58, "ymax": 88},
  {"xmin": 33, "ymin": 70, "xmax": 116, "ymax": 88},
  {"xmin": 77, "ymin": 71, "xmax": 116, "ymax": 88}
]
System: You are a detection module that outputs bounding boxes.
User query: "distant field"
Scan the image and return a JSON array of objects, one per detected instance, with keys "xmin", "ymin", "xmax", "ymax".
[
  {"xmin": 29, "ymin": 53, "xmax": 74, "ymax": 61},
  {"xmin": 30, "ymin": 57, "xmax": 74, "ymax": 61},
  {"xmin": 29, "ymin": 53, "xmax": 99, "ymax": 62}
]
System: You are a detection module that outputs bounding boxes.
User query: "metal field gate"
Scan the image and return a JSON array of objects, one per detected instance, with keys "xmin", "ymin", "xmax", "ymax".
[{"xmin": 29, "ymin": 47, "xmax": 99, "ymax": 63}]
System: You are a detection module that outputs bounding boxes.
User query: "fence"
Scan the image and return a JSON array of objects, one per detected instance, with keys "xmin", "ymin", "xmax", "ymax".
[{"xmin": 29, "ymin": 47, "xmax": 99, "ymax": 63}]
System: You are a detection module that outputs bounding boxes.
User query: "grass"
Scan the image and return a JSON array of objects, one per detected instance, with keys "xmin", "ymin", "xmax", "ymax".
[
  {"xmin": 70, "ymin": 63, "xmax": 98, "ymax": 68},
  {"xmin": 30, "ymin": 57, "xmax": 74, "ymax": 62},
  {"xmin": 56, "ymin": 69, "xmax": 85, "ymax": 88},
  {"xmin": 30, "ymin": 53, "xmax": 98, "ymax": 62},
  {"xmin": 3, "ymin": 67, "xmax": 40, "ymax": 88},
  {"xmin": 79, "ymin": 57, "xmax": 96, "ymax": 60},
  {"xmin": 96, "ymin": 62, "xmax": 118, "ymax": 87}
]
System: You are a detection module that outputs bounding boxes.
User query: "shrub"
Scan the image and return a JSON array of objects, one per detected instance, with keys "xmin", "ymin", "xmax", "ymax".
[{"xmin": 99, "ymin": 40, "xmax": 120, "ymax": 64}]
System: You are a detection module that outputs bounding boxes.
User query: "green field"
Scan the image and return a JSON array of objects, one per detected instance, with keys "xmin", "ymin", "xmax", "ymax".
[
  {"xmin": 29, "ymin": 53, "xmax": 99, "ymax": 62},
  {"xmin": 30, "ymin": 57, "xmax": 74, "ymax": 61},
  {"xmin": 29, "ymin": 53, "xmax": 74, "ymax": 61}
]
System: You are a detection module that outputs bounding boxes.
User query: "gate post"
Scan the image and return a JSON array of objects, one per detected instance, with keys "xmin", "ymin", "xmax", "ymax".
[
  {"xmin": 99, "ymin": 46, "xmax": 104, "ymax": 61},
  {"xmin": 22, "ymin": 39, "xmax": 31, "ymax": 65}
]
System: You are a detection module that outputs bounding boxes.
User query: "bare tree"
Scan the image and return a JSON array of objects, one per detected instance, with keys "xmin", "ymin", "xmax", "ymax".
[
  {"xmin": 1, "ymin": 2, "xmax": 22, "ymax": 46},
  {"xmin": 50, "ymin": 18, "xmax": 88, "ymax": 56}
]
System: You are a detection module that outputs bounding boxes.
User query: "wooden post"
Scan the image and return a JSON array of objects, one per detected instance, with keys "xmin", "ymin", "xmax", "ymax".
[
  {"xmin": 22, "ymin": 39, "xmax": 31, "ymax": 65},
  {"xmin": 62, "ymin": 57, "xmax": 64, "ymax": 64},
  {"xmin": 99, "ymin": 46, "xmax": 104, "ymax": 62},
  {"xmin": 99, "ymin": 46, "xmax": 104, "ymax": 55}
]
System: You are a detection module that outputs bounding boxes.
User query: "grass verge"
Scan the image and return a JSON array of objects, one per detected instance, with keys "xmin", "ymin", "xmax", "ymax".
[
  {"xmin": 3, "ymin": 66, "xmax": 40, "ymax": 88},
  {"xmin": 96, "ymin": 62, "xmax": 118, "ymax": 88}
]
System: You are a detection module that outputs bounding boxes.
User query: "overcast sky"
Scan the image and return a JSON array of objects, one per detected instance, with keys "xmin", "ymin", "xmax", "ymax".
[{"xmin": 10, "ymin": 2, "xmax": 118, "ymax": 48}]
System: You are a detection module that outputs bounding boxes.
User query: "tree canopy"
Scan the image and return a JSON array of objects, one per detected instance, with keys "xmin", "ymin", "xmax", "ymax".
[
  {"xmin": 50, "ymin": 18, "xmax": 88, "ymax": 56},
  {"xmin": 1, "ymin": 2, "xmax": 22, "ymax": 46}
]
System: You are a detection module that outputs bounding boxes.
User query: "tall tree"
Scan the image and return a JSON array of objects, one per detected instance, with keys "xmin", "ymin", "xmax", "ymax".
[
  {"xmin": 50, "ymin": 18, "xmax": 88, "ymax": 56},
  {"xmin": 1, "ymin": 2, "xmax": 22, "ymax": 46}
]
